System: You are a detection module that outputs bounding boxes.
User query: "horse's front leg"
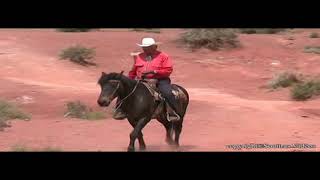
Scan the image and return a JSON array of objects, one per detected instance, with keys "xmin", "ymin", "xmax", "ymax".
[
  {"xmin": 128, "ymin": 119, "xmax": 146, "ymax": 151},
  {"xmin": 137, "ymin": 132, "xmax": 146, "ymax": 151},
  {"xmin": 128, "ymin": 117, "xmax": 151, "ymax": 152}
]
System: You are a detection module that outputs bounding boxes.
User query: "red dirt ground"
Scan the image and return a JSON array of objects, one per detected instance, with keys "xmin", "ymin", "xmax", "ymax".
[{"xmin": 1, "ymin": 28, "xmax": 320, "ymax": 151}]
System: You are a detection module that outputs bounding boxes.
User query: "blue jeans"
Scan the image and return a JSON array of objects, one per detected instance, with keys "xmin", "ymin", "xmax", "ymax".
[{"xmin": 157, "ymin": 78, "xmax": 179, "ymax": 114}]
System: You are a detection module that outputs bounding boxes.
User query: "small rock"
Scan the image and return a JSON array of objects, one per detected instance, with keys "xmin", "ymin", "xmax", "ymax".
[
  {"xmin": 287, "ymin": 36, "xmax": 295, "ymax": 40},
  {"xmin": 301, "ymin": 115, "xmax": 309, "ymax": 118},
  {"xmin": 270, "ymin": 60, "xmax": 281, "ymax": 66},
  {"xmin": 15, "ymin": 96, "xmax": 34, "ymax": 104}
]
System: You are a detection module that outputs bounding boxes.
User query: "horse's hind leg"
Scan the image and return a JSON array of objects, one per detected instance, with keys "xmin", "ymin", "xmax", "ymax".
[
  {"xmin": 157, "ymin": 116, "xmax": 174, "ymax": 145},
  {"xmin": 173, "ymin": 120, "xmax": 183, "ymax": 147},
  {"xmin": 165, "ymin": 122, "xmax": 175, "ymax": 146}
]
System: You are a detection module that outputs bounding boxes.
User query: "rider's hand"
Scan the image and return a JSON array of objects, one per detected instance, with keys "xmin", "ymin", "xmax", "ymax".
[
  {"xmin": 130, "ymin": 52, "xmax": 141, "ymax": 56},
  {"xmin": 142, "ymin": 70, "xmax": 156, "ymax": 75}
]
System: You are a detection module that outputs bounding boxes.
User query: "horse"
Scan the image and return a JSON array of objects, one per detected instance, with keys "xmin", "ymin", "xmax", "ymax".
[{"xmin": 97, "ymin": 71, "xmax": 189, "ymax": 152}]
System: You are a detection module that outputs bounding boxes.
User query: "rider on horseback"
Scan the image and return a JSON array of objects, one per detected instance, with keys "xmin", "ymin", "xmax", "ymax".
[{"xmin": 113, "ymin": 37, "xmax": 181, "ymax": 122}]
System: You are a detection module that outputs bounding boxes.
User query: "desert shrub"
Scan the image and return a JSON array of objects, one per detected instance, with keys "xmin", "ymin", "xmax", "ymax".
[
  {"xmin": 239, "ymin": 28, "xmax": 286, "ymax": 34},
  {"xmin": 309, "ymin": 32, "xmax": 319, "ymax": 38},
  {"xmin": 268, "ymin": 71, "xmax": 301, "ymax": 89},
  {"xmin": 291, "ymin": 79, "xmax": 320, "ymax": 100},
  {"xmin": 11, "ymin": 144, "xmax": 62, "ymax": 152},
  {"xmin": 56, "ymin": 28, "xmax": 93, "ymax": 32},
  {"xmin": 131, "ymin": 28, "xmax": 161, "ymax": 33},
  {"xmin": 59, "ymin": 45, "xmax": 96, "ymax": 66},
  {"xmin": 11, "ymin": 144, "xmax": 29, "ymax": 152},
  {"xmin": 64, "ymin": 101, "xmax": 106, "ymax": 120},
  {"xmin": 0, "ymin": 100, "xmax": 31, "ymax": 131},
  {"xmin": 304, "ymin": 46, "xmax": 320, "ymax": 54},
  {"xmin": 178, "ymin": 28, "xmax": 240, "ymax": 50}
]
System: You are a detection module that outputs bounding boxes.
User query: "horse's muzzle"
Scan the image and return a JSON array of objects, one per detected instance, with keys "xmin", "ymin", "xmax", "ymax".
[{"xmin": 97, "ymin": 99, "xmax": 111, "ymax": 107}]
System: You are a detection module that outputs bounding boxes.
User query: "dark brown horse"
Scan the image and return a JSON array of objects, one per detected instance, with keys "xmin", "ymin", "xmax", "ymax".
[{"xmin": 97, "ymin": 71, "xmax": 189, "ymax": 152}]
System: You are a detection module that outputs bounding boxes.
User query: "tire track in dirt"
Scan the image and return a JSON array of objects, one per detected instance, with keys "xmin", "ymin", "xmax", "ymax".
[{"xmin": 3, "ymin": 76, "xmax": 291, "ymax": 112}]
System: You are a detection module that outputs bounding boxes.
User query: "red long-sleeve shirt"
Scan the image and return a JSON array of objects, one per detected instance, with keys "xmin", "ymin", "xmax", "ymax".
[{"xmin": 128, "ymin": 51, "xmax": 173, "ymax": 79}]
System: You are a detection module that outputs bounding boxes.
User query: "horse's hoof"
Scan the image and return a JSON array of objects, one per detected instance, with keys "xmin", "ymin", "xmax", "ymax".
[
  {"xmin": 173, "ymin": 143, "xmax": 180, "ymax": 148},
  {"xmin": 139, "ymin": 146, "xmax": 146, "ymax": 151},
  {"xmin": 166, "ymin": 140, "xmax": 175, "ymax": 146},
  {"xmin": 127, "ymin": 147, "xmax": 135, "ymax": 152}
]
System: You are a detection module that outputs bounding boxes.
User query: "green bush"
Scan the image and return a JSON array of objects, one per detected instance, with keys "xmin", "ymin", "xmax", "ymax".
[
  {"xmin": 178, "ymin": 29, "xmax": 240, "ymax": 50},
  {"xmin": 56, "ymin": 28, "xmax": 93, "ymax": 32},
  {"xmin": 0, "ymin": 100, "xmax": 31, "ymax": 130},
  {"xmin": 304, "ymin": 46, "xmax": 320, "ymax": 54},
  {"xmin": 85, "ymin": 111, "xmax": 107, "ymax": 120},
  {"xmin": 268, "ymin": 72, "xmax": 301, "ymax": 89},
  {"xmin": 131, "ymin": 28, "xmax": 161, "ymax": 33},
  {"xmin": 239, "ymin": 28, "xmax": 286, "ymax": 34},
  {"xmin": 59, "ymin": 45, "xmax": 96, "ymax": 66},
  {"xmin": 11, "ymin": 144, "xmax": 29, "ymax": 152},
  {"xmin": 291, "ymin": 80, "xmax": 320, "ymax": 101},
  {"xmin": 64, "ymin": 101, "xmax": 106, "ymax": 120},
  {"xmin": 11, "ymin": 144, "xmax": 62, "ymax": 152},
  {"xmin": 309, "ymin": 32, "xmax": 319, "ymax": 38},
  {"xmin": 41, "ymin": 147, "xmax": 63, "ymax": 152}
]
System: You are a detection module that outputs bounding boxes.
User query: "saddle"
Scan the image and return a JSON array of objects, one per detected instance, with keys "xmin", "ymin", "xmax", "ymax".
[
  {"xmin": 141, "ymin": 79, "xmax": 162, "ymax": 101},
  {"xmin": 140, "ymin": 79, "xmax": 185, "ymax": 120},
  {"xmin": 141, "ymin": 79, "xmax": 184, "ymax": 100}
]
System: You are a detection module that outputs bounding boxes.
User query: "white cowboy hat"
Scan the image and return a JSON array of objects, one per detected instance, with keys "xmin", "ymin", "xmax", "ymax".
[{"xmin": 136, "ymin": 38, "xmax": 161, "ymax": 47}]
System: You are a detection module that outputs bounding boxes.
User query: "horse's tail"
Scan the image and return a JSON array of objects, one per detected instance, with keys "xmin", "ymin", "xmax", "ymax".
[
  {"xmin": 178, "ymin": 85, "xmax": 190, "ymax": 105},
  {"xmin": 170, "ymin": 121, "xmax": 175, "ymax": 137},
  {"xmin": 172, "ymin": 84, "xmax": 189, "ymax": 117}
]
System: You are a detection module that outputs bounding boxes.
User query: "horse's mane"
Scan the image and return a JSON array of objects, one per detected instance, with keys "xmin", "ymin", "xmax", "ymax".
[{"xmin": 98, "ymin": 72, "xmax": 135, "ymax": 86}]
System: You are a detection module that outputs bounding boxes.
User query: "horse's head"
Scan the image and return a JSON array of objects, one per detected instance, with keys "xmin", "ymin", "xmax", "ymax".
[{"xmin": 97, "ymin": 71, "xmax": 124, "ymax": 107}]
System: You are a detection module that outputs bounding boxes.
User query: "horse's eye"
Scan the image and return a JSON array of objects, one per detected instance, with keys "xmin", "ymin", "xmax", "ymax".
[{"xmin": 109, "ymin": 82, "xmax": 119, "ymax": 87}]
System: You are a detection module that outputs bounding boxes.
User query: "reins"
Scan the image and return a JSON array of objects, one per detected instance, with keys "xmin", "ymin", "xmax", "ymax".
[{"xmin": 110, "ymin": 79, "xmax": 140, "ymax": 111}]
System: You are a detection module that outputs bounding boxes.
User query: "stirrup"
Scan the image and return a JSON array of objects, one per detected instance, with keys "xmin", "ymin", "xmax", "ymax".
[{"xmin": 166, "ymin": 111, "xmax": 181, "ymax": 122}]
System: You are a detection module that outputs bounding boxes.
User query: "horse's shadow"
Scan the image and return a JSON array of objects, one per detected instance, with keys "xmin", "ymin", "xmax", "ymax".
[
  {"xmin": 121, "ymin": 144, "xmax": 197, "ymax": 152},
  {"xmin": 125, "ymin": 144, "xmax": 197, "ymax": 152}
]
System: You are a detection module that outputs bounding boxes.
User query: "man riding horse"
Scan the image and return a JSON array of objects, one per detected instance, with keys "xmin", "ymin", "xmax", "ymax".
[{"xmin": 113, "ymin": 37, "xmax": 181, "ymax": 122}]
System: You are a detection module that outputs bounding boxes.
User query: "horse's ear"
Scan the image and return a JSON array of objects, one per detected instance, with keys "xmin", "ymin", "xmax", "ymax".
[
  {"xmin": 102, "ymin": 72, "xmax": 107, "ymax": 76},
  {"xmin": 117, "ymin": 71, "xmax": 124, "ymax": 79}
]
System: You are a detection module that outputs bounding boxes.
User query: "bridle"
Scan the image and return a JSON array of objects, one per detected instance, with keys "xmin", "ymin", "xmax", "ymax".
[
  {"xmin": 108, "ymin": 80, "xmax": 121, "ymax": 99},
  {"xmin": 106, "ymin": 79, "xmax": 140, "ymax": 111}
]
